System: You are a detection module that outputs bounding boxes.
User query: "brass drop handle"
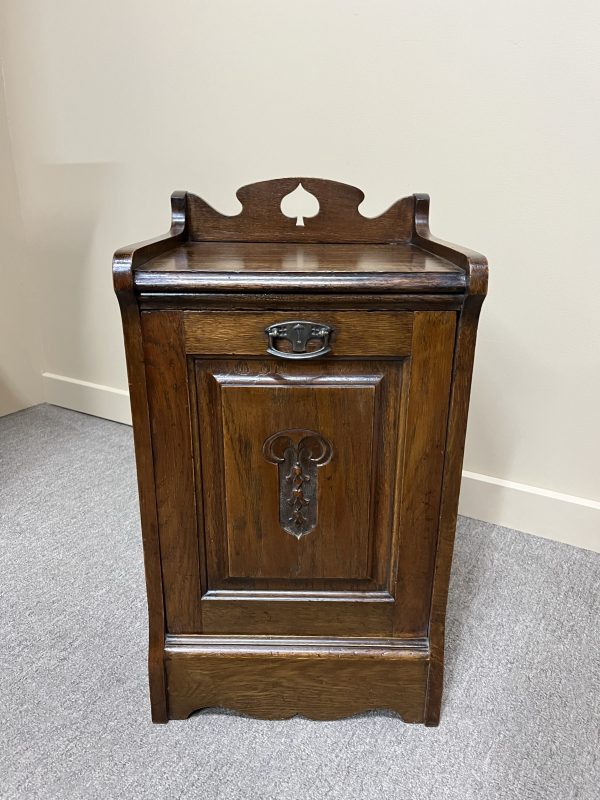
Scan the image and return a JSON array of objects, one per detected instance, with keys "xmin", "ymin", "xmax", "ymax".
[{"xmin": 265, "ymin": 321, "xmax": 334, "ymax": 360}]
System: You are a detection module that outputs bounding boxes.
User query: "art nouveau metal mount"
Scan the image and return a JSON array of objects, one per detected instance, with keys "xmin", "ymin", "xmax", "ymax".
[{"xmin": 263, "ymin": 429, "xmax": 333, "ymax": 539}]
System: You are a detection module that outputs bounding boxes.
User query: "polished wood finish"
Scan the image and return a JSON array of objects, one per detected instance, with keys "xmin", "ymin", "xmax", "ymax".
[
  {"xmin": 165, "ymin": 636, "xmax": 429, "ymax": 722},
  {"xmin": 412, "ymin": 194, "xmax": 489, "ymax": 725},
  {"xmin": 114, "ymin": 178, "xmax": 487, "ymax": 725},
  {"xmin": 194, "ymin": 358, "xmax": 401, "ymax": 596},
  {"xmin": 184, "ymin": 177, "xmax": 415, "ymax": 243},
  {"xmin": 393, "ymin": 312, "xmax": 456, "ymax": 636},
  {"xmin": 202, "ymin": 370, "xmax": 380, "ymax": 581},
  {"xmin": 135, "ymin": 268, "xmax": 465, "ymax": 295},
  {"xmin": 139, "ymin": 292, "xmax": 464, "ymax": 312},
  {"xmin": 141, "ymin": 311, "xmax": 202, "ymax": 633},
  {"xmin": 183, "ymin": 310, "xmax": 413, "ymax": 356},
  {"xmin": 140, "ymin": 241, "xmax": 462, "ymax": 273}
]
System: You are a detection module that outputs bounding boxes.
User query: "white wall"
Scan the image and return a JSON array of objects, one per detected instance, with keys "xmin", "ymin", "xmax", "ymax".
[
  {"xmin": 0, "ymin": 56, "xmax": 42, "ymax": 415},
  {"xmin": 0, "ymin": 1, "xmax": 598, "ymax": 549}
]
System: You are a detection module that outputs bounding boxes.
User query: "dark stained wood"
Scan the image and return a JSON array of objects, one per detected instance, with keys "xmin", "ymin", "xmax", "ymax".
[
  {"xmin": 113, "ymin": 191, "xmax": 187, "ymax": 280},
  {"xmin": 113, "ymin": 295, "xmax": 168, "ymax": 723},
  {"xmin": 411, "ymin": 193, "xmax": 488, "ymax": 278},
  {"xmin": 393, "ymin": 312, "xmax": 457, "ymax": 635},
  {"xmin": 199, "ymin": 597, "xmax": 395, "ymax": 638},
  {"xmin": 221, "ymin": 383, "xmax": 374, "ymax": 578},
  {"xmin": 141, "ymin": 311, "xmax": 202, "ymax": 633},
  {"xmin": 183, "ymin": 310, "xmax": 413, "ymax": 357},
  {"xmin": 134, "ymin": 269, "xmax": 465, "ymax": 295},
  {"xmin": 424, "ymin": 297, "xmax": 488, "ymax": 724},
  {"xmin": 138, "ymin": 241, "xmax": 461, "ymax": 273},
  {"xmin": 193, "ymin": 358, "xmax": 402, "ymax": 600},
  {"xmin": 139, "ymin": 293, "xmax": 464, "ymax": 312},
  {"xmin": 113, "ymin": 179, "xmax": 487, "ymax": 725},
  {"xmin": 165, "ymin": 636, "xmax": 428, "ymax": 722},
  {"xmin": 410, "ymin": 192, "xmax": 489, "ymax": 725},
  {"xmin": 185, "ymin": 178, "xmax": 415, "ymax": 243}
]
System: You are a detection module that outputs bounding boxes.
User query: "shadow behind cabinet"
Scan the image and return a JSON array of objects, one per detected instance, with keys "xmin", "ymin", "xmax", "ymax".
[{"xmin": 113, "ymin": 178, "xmax": 488, "ymax": 725}]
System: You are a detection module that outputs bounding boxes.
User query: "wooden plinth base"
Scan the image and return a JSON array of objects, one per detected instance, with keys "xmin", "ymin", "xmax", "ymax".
[{"xmin": 158, "ymin": 635, "xmax": 436, "ymax": 724}]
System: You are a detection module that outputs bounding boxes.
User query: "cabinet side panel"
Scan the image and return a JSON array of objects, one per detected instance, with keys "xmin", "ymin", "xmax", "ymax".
[
  {"xmin": 425, "ymin": 296, "xmax": 485, "ymax": 725},
  {"xmin": 141, "ymin": 311, "xmax": 202, "ymax": 633},
  {"xmin": 118, "ymin": 300, "xmax": 167, "ymax": 722},
  {"xmin": 394, "ymin": 311, "xmax": 457, "ymax": 635}
]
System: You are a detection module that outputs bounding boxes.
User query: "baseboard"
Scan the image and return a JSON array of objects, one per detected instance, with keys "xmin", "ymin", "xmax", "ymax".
[
  {"xmin": 42, "ymin": 373, "xmax": 600, "ymax": 553},
  {"xmin": 459, "ymin": 471, "xmax": 600, "ymax": 553},
  {"xmin": 42, "ymin": 372, "xmax": 132, "ymax": 425}
]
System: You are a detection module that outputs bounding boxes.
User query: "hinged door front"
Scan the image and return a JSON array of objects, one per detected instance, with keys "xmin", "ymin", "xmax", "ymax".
[{"xmin": 142, "ymin": 309, "xmax": 456, "ymax": 638}]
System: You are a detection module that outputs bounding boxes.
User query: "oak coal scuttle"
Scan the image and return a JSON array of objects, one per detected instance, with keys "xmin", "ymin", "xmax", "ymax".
[{"xmin": 113, "ymin": 178, "xmax": 487, "ymax": 725}]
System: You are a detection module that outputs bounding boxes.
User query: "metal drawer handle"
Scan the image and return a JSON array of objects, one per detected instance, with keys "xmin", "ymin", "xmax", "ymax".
[{"xmin": 265, "ymin": 321, "xmax": 333, "ymax": 360}]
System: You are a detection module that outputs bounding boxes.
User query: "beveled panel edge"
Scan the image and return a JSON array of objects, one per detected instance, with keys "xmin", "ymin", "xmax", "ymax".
[
  {"xmin": 134, "ymin": 270, "xmax": 466, "ymax": 294},
  {"xmin": 165, "ymin": 633, "xmax": 430, "ymax": 656},
  {"xmin": 199, "ymin": 364, "xmax": 393, "ymax": 591},
  {"xmin": 209, "ymin": 371, "xmax": 385, "ymax": 387},
  {"xmin": 202, "ymin": 589, "xmax": 394, "ymax": 603}
]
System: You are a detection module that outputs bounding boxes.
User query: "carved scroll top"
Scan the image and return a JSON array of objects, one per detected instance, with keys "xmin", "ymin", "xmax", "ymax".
[
  {"xmin": 263, "ymin": 429, "xmax": 333, "ymax": 467},
  {"xmin": 185, "ymin": 178, "xmax": 414, "ymax": 243}
]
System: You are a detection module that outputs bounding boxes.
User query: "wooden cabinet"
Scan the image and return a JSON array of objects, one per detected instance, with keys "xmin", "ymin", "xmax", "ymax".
[{"xmin": 114, "ymin": 178, "xmax": 487, "ymax": 725}]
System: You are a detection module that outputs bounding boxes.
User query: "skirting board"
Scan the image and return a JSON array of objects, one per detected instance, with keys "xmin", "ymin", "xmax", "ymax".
[
  {"xmin": 458, "ymin": 471, "xmax": 600, "ymax": 553},
  {"xmin": 42, "ymin": 372, "xmax": 600, "ymax": 554},
  {"xmin": 42, "ymin": 372, "xmax": 132, "ymax": 426}
]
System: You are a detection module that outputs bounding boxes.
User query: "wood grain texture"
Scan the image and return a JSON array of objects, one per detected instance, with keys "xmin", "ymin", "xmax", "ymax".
[
  {"xmin": 141, "ymin": 311, "xmax": 202, "ymax": 633},
  {"xmin": 113, "ymin": 297, "xmax": 168, "ymax": 723},
  {"xmin": 135, "ymin": 270, "xmax": 465, "ymax": 295},
  {"xmin": 393, "ymin": 312, "xmax": 457, "ymax": 636},
  {"xmin": 138, "ymin": 241, "xmax": 462, "ymax": 273},
  {"xmin": 113, "ymin": 180, "xmax": 487, "ymax": 724},
  {"xmin": 424, "ymin": 284, "xmax": 488, "ymax": 725},
  {"xmin": 221, "ymin": 384, "xmax": 375, "ymax": 578},
  {"xmin": 193, "ymin": 358, "xmax": 403, "ymax": 605},
  {"xmin": 165, "ymin": 639, "xmax": 428, "ymax": 722},
  {"xmin": 199, "ymin": 596, "xmax": 395, "ymax": 637},
  {"xmin": 140, "ymin": 293, "xmax": 464, "ymax": 312},
  {"xmin": 411, "ymin": 194, "xmax": 488, "ymax": 279},
  {"xmin": 113, "ymin": 209, "xmax": 188, "ymax": 723},
  {"xmin": 184, "ymin": 310, "xmax": 413, "ymax": 357},
  {"xmin": 113, "ymin": 191, "xmax": 187, "ymax": 286},
  {"xmin": 185, "ymin": 178, "xmax": 415, "ymax": 244},
  {"xmin": 411, "ymin": 193, "xmax": 489, "ymax": 725}
]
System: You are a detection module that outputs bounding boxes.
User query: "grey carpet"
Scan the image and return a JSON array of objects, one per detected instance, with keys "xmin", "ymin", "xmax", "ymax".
[{"xmin": 1, "ymin": 404, "xmax": 598, "ymax": 800}]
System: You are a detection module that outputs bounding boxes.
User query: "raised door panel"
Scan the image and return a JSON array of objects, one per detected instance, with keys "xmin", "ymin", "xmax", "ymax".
[
  {"xmin": 193, "ymin": 355, "xmax": 404, "ymax": 637},
  {"xmin": 194, "ymin": 359, "xmax": 403, "ymax": 601},
  {"xmin": 220, "ymin": 382, "xmax": 375, "ymax": 580}
]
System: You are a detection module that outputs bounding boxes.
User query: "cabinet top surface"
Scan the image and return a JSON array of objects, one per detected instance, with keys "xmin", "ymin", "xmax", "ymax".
[
  {"xmin": 136, "ymin": 241, "xmax": 463, "ymax": 275},
  {"xmin": 114, "ymin": 179, "xmax": 487, "ymax": 297}
]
